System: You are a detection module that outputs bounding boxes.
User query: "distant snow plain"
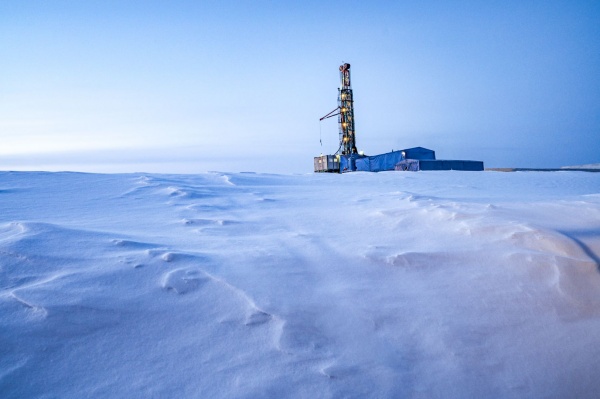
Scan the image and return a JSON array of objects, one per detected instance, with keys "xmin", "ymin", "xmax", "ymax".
[{"xmin": 1, "ymin": 170, "xmax": 599, "ymax": 398}]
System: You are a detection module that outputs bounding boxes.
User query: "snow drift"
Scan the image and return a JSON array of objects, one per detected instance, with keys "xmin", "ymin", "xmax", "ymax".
[{"xmin": 1, "ymin": 170, "xmax": 599, "ymax": 398}]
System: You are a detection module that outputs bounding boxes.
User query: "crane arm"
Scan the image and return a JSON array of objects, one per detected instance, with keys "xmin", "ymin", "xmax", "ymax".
[{"xmin": 319, "ymin": 107, "xmax": 340, "ymax": 121}]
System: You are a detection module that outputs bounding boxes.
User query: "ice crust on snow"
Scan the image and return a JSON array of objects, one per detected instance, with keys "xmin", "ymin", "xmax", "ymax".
[{"xmin": 1, "ymin": 170, "xmax": 600, "ymax": 398}]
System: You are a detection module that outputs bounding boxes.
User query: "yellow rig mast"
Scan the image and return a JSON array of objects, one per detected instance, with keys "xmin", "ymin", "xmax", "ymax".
[
  {"xmin": 319, "ymin": 63, "xmax": 357, "ymax": 155},
  {"xmin": 338, "ymin": 63, "xmax": 356, "ymax": 154}
]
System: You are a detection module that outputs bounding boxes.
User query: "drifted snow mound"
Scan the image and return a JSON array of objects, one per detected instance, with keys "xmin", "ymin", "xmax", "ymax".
[{"xmin": 1, "ymin": 170, "xmax": 599, "ymax": 398}]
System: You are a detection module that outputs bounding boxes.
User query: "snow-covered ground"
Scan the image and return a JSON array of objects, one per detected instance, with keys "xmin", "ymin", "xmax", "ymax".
[{"xmin": 1, "ymin": 170, "xmax": 600, "ymax": 398}]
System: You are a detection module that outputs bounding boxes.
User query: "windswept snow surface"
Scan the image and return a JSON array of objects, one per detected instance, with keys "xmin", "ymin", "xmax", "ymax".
[{"xmin": 1, "ymin": 171, "xmax": 600, "ymax": 398}]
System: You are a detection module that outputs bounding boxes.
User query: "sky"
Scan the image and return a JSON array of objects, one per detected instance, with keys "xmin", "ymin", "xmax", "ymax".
[{"xmin": 1, "ymin": 0, "xmax": 599, "ymax": 173}]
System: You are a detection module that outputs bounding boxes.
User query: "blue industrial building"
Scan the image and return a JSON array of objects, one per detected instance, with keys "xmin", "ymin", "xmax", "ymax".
[{"xmin": 337, "ymin": 147, "xmax": 484, "ymax": 173}]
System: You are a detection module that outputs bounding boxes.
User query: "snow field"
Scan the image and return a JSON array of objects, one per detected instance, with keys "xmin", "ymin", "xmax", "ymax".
[{"xmin": 1, "ymin": 170, "xmax": 599, "ymax": 398}]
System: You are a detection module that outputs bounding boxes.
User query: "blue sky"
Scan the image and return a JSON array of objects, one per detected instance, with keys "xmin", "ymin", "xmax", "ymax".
[{"xmin": 1, "ymin": 0, "xmax": 599, "ymax": 172}]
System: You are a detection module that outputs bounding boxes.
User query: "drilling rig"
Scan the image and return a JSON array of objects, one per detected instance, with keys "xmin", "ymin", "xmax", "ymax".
[
  {"xmin": 314, "ymin": 63, "xmax": 357, "ymax": 173},
  {"xmin": 334, "ymin": 63, "xmax": 357, "ymax": 155},
  {"xmin": 314, "ymin": 63, "xmax": 485, "ymax": 173}
]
